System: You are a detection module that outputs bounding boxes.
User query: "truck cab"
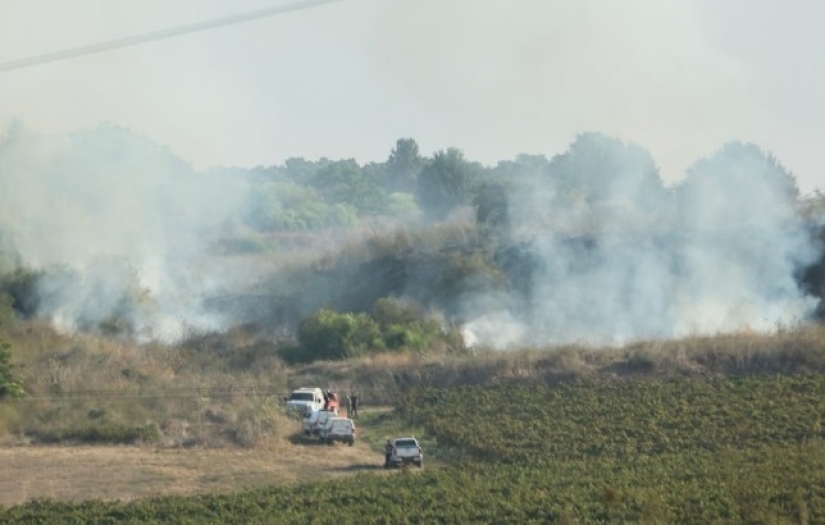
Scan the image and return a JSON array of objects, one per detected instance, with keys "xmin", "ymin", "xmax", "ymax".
[{"xmin": 286, "ymin": 387, "xmax": 325, "ymax": 417}]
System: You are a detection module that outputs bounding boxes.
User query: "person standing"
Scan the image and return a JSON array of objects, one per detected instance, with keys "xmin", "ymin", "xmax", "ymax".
[
  {"xmin": 344, "ymin": 393, "xmax": 352, "ymax": 418},
  {"xmin": 350, "ymin": 391, "xmax": 358, "ymax": 418},
  {"xmin": 384, "ymin": 439, "xmax": 393, "ymax": 468}
]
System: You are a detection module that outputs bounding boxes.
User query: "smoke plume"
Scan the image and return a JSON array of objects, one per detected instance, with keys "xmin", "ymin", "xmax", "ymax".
[
  {"xmin": 462, "ymin": 135, "xmax": 819, "ymax": 348},
  {"xmin": 0, "ymin": 122, "xmax": 251, "ymax": 340}
]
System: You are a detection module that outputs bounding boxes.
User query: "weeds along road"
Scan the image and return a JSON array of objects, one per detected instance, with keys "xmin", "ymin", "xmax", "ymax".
[{"xmin": 0, "ymin": 429, "xmax": 388, "ymax": 507}]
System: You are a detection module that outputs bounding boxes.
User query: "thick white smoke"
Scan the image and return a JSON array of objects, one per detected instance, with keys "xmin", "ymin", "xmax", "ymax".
[
  {"xmin": 463, "ymin": 135, "xmax": 819, "ymax": 348},
  {"xmin": 0, "ymin": 122, "xmax": 251, "ymax": 340},
  {"xmin": 0, "ymin": 123, "xmax": 818, "ymax": 349}
]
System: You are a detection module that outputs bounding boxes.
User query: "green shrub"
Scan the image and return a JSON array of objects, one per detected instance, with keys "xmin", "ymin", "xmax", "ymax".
[
  {"xmin": 31, "ymin": 423, "xmax": 160, "ymax": 445},
  {"xmin": 372, "ymin": 297, "xmax": 423, "ymax": 327},
  {"xmin": 296, "ymin": 308, "xmax": 384, "ymax": 361},
  {"xmin": 0, "ymin": 340, "xmax": 24, "ymax": 399},
  {"xmin": 384, "ymin": 323, "xmax": 429, "ymax": 352}
]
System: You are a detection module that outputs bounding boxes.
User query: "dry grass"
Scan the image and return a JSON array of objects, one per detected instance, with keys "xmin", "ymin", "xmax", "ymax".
[
  {"xmin": 3, "ymin": 318, "xmax": 824, "ymax": 444},
  {"xmin": 289, "ymin": 324, "xmax": 825, "ymax": 398},
  {"xmin": 1, "ymin": 321, "xmax": 289, "ymax": 447},
  {"xmin": 0, "ymin": 426, "xmax": 384, "ymax": 507}
]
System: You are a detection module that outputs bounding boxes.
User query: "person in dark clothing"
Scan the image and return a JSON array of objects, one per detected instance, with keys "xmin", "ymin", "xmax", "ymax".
[
  {"xmin": 384, "ymin": 440, "xmax": 393, "ymax": 468},
  {"xmin": 350, "ymin": 392, "xmax": 358, "ymax": 418}
]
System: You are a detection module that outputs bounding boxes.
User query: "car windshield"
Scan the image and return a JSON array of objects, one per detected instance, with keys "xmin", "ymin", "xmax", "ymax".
[
  {"xmin": 395, "ymin": 439, "xmax": 417, "ymax": 448},
  {"xmin": 289, "ymin": 392, "xmax": 314, "ymax": 401}
]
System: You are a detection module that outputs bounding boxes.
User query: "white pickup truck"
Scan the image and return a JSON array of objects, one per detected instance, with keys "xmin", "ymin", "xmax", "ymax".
[
  {"xmin": 319, "ymin": 417, "xmax": 355, "ymax": 446},
  {"xmin": 302, "ymin": 409, "xmax": 337, "ymax": 437},
  {"xmin": 286, "ymin": 387, "xmax": 325, "ymax": 417},
  {"xmin": 388, "ymin": 437, "xmax": 424, "ymax": 468}
]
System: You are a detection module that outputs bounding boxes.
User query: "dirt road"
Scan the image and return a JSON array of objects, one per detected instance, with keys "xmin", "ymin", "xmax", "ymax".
[{"xmin": 0, "ymin": 437, "xmax": 384, "ymax": 507}]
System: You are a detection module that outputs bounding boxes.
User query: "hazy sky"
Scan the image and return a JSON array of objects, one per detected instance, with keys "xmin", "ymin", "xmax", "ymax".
[{"xmin": 1, "ymin": 0, "xmax": 823, "ymax": 193}]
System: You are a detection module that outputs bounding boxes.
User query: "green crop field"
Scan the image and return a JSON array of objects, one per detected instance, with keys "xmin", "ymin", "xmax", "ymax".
[{"xmin": 2, "ymin": 373, "xmax": 825, "ymax": 524}]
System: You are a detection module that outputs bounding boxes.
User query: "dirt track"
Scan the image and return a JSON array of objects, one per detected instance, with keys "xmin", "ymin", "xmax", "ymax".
[{"xmin": 0, "ymin": 437, "xmax": 384, "ymax": 507}]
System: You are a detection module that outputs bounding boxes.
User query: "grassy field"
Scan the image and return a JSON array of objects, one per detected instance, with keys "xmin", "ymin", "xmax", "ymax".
[
  {"xmin": 2, "ymin": 372, "xmax": 824, "ymax": 523},
  {"xmin": 0, "ymin": 415, "xmax": 390, "ymax": 508}
]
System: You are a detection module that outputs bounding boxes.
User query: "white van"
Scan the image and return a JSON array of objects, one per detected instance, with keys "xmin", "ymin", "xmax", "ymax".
[
  {"xmin": 319, "ymin": 417, "xmax": 356, "ymax": 446},
  {"xmin": 286, "ymin": 387, "xmax": 325, "ymax": 417}
]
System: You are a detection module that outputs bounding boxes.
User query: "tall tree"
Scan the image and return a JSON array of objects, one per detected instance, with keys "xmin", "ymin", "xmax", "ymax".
[
  {"xmin": 474, "ymin": 182, "xmax": 510, "ymax": 235},
  {"xmin": 547, "ymin": 132, "xmax": 665, "ymax": 207},
  {"xmin": 416, "ymin": 148, "xmax": 476, "ymax": 220},
  {"xmin": 385, "ymin": 138, "xmax": 424, "ymax": 193},
  {"xmin": 676, "ymin": 141, "xmax": 800, "ymax": 230},
  {"xmin": 311, "ymin": 159, "xmax": 387, "ymax": 215}
]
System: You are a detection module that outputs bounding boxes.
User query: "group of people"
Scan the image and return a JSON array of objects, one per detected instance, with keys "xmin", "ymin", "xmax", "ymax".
[{"xmin": 323, "ymin": 390, "xmax": 358, "ymax": 418}]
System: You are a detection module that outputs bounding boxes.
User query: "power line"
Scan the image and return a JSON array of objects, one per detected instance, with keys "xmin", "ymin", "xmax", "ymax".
[{"xmin": 0, "ymin": 0, "xmax": 345, "ymax": 73}]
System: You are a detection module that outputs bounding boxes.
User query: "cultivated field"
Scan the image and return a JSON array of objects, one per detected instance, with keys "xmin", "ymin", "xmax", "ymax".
[{"xmin": 2, "ymin": 372, "xmax": 824, "ymax": 523}]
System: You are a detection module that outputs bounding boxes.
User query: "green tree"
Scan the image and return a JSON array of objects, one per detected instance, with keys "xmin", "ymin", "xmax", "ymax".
[
  {"xmin": 282, "ymin": 156, "xmax": 330, "ymax": 182},
  {"xmin": 296, "ymin": 308, "xmax": 383, "ymax": 361},
  {"xmin": 385, "ymin": 138, "xmax": 424, "ymax": 193},
  {"xmin": 493, "ymin": 153, "xmax": 549, "ymax": 179},
  {"xmin": 474, "ymin": 182, "xmax": 510, "ymax": 235},
  {"xmin": 547, "ymin": 132, "xmax": 665, "ymax": 207},
  {"xmin": 676, "ymin": 141, "xmax": 800, "ymax": 230},
  {"xmin": 0, "ymin": 340, "xmax": 24, "ymax": 399},
  {"xmin": 416, "ymin": 148, "xmax": 476, "ymax": 220},
  {"xmin": 311, "ymin": 160, "xmax": 387, "ymax": 215}
]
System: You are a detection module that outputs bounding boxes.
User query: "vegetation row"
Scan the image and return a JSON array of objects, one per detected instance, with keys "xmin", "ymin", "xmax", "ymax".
[{"xmin": 3, "ymin": 372, "xmax": 824, "ymax": 523}]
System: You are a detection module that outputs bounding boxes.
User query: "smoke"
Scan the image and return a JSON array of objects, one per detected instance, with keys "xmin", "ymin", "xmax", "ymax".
[
  {"xmin": 0, "ymin": 121, "xmax": 252, "ymax": 340},
  {"xmin": 462, "ymin": 135, "xmax": 819, "ymax": 348},
  {"xmin": 0, "ymin": 121, "xmax": 819, "ymax": 349}
]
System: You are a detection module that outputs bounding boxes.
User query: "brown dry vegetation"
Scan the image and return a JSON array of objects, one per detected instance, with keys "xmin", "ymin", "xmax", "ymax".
[
  {"xmin": 3, "ymin": 320, "xmax": 825, "ymax": 443},
  {"xmin": 0, "ymin": 319, "xmax": 824, "ymax": 509},
  {"xmin": 290, "ymin": 323, "xmax": 825, "ymax": 402},
  {"xmin": 0, "ymin": 427, "xmax": 384, "ymax": 507},
  {"xmin": 1, "ymin": 320, "xmax": 289, "ymax": 447}
]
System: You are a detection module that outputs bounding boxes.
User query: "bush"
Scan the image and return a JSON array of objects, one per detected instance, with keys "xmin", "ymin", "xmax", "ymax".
[
  {"xmin": 291, "ymin": 301, "xmax": 451, "ymax": 363},
  {"xmin": 31, "ymin": 423, "xmax": 160, "ymax": 444},
  {"xmin": 0, "ymin": 267, "xmax": 43, "ymax": 319},
  {"xmin": 373, "ymin": 298, "xmax": 442, "ymax": 352},
  {"xmin": 0, "ymin": 340, "xmax": 24, "ymax": 399},
  {"xmin": 372, "ymin": 297, "xmax": 423, "ymax": 327},
  {"xmin": 296, "ymin": 308, "xmax": 384, "ymax": 361},
  {"xmin": 383, "ymin": 323, "xmax": 430, "ymax": 352}
]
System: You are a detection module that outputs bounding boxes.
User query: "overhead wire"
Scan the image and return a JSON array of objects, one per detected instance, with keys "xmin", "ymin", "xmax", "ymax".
[{"xmin": 0, "ymin": 0, "xmax": 345, "ymax": 73}]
